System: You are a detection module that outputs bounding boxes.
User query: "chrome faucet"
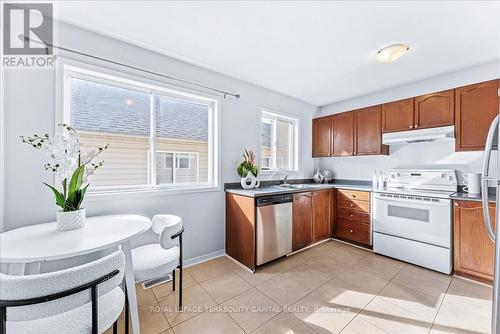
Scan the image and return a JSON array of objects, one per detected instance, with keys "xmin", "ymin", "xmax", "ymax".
[{"xmin": 280, "ymin": 174, "xmax": 289, "ymax": 185}]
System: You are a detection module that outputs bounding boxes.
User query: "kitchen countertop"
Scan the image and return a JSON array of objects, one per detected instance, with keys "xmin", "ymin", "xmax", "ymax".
[
  {"xmin": 225, "ymin": 181, "xmax": 373, "ymax": 197},
  {"xmin": 450, "ymin": 190, "xmax": 496, "ymax": 203}
]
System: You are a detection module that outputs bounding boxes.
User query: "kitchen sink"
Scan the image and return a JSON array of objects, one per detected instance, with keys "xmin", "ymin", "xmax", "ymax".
[{"xmin": 273, "ymin": 183, "xmax": 327, "ymax": 190}]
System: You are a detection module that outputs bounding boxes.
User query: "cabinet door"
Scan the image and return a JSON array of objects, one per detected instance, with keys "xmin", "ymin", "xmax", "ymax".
[
  {"xmin": 332, "ymin": 112, "xmax": 354, "ymax": 156},
  {"xmin": 355, "ymin": 105, "xmax": 387, "ymax": 155},
  {"xmin": 382, "ymin": 98, "xmax": 414, "ymax": 133},
  {"xmin": 292, "ymin": 192, "xmax": 313, "ymax": 251},
  {"xmin": 414, "ymin": 89, "xmax": 455, "ymax": 129},
  {"xmin": 312, "ymin": 116, "xmax": 332, "ymax": 157},
  {"xmin": 313, "ymin": 190, "xmax": 331, "ymax": 242},
  {"xmin": 455, "ymin": 80, "xmax": 499, "ymax": 151},
  {"xmin": 454, "ymin": 200, "xmax": 495, "ymax": 282}
]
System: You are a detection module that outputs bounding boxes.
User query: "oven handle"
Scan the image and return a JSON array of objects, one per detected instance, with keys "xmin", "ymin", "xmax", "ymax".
[{"xmin": 373, "ymin": 194, "xmax": 451, "ymax": 207}]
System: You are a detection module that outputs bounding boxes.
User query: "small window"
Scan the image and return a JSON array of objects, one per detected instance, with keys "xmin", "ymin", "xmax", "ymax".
[
  {"xmin": 176, "ymin": 153, "xmax": 191, "ymax": 169},
  {"xmin": 261, "ymin": 111, "xmax": 298, "ymax": 172},
  {"xmin": 156, "ymin": 151, "xmax": 198, "ymax": 184}
]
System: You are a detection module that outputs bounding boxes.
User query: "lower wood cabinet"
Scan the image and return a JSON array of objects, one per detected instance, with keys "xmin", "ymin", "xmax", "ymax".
[
  {"xmin": 292, "ymin": 190, "xmax": 332, "ymax": 251},
  {"xmin": 334, "ymin": 189, "xmax": 371, "ymax": 247},
  {"xmin": 292, "ymin": 192, "xmax": 313, "ymax": 251},
  {"xmin": 226, "ymin": 193, "xmax": 256, "ymax": 270},
  {"xmin": 453, "ymin": 200, "xmax": 495, "ymax": 283}
]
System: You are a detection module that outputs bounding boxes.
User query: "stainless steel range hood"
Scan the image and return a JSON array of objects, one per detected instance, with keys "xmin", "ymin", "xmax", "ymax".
[{"xmin": 382, "ymin": 126, "xmax": 455, "ymax": 145}]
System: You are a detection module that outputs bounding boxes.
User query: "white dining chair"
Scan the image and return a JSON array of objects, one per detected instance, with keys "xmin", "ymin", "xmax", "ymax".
[
  {"xmin": 131, "ymin": 214, "xmax": 184, "ymax": 308},
  {"xmin": 0, "ymin": 250, "xmax": 125, "ymax": 334}
]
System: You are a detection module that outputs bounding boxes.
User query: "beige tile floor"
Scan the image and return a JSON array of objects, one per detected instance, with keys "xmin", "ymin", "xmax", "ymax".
[{"xmin": 105, "ymin": 240, "xmax": 493, "ymax": 334}]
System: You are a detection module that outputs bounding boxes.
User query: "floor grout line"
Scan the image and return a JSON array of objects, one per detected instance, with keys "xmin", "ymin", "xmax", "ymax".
[
  {"xmin": 335, "ymin": 263, "xmax": 407, "ymax": 334},
  {"xmin": 426, "ymin": 275, "xmax": 454, "ymax": 334}
]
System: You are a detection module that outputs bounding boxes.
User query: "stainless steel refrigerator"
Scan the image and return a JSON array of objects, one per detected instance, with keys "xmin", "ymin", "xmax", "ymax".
[{"xmin": 481, "ymin": 102, "xmax": 500, "ymax": 333}]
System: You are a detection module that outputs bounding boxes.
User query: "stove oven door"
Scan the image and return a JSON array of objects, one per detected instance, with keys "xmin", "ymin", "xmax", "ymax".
[{"xmin": 373, "ymin": 193, "xmax": 451, "ymax": 248}]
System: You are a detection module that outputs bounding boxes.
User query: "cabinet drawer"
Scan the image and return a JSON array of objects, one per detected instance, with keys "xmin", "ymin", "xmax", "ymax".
[
  {"xmin": 337, "ymin": 198, "xmax": 371, "ymax": 212},
  {"xmin": 335, "ymin": 220, "xmax": 370, "ymax": 245},
  {"xmin": 336, "ymin": 208, "xmax": 370, "ymax": 223},
  {"xmin": 337, "ymin": 189, "xmax": 370, "ymax": 202}
]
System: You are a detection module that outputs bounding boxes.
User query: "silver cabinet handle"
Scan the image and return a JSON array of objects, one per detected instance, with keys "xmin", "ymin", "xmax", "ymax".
[{"xmin": 349, "ymin": 229, "xmax": 353, "ymax": 233}]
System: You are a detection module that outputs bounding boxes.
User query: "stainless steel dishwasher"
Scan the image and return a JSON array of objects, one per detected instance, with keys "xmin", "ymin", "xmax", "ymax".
[{"xmin": 256, "ymin": 194, "xmax": 293, "ymax": 266}]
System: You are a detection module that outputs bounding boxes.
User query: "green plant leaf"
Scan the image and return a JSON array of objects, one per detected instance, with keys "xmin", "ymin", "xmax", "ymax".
[
  {"xmin": 75, "ymin": 184, "xmax": 89, "ymax": 210},
  {"xmin": 237, "ymin": 163, "xmax": 249, "ymax": 177},
  {"xmin": 67, "ymin": 166, "xmax": 85, "ymax": 205},
  {"xmin": 43, "ymin": 182, "xmax": 65, "ymax": 209}
]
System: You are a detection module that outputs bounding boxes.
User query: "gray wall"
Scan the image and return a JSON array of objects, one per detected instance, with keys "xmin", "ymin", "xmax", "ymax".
[
  {"xmin": 315, "ymin": 61, "xmax": 500, "ymax": 183},
  {"xmin": 2, "ymin": 21, "xmax": 317, "ymax": 271}
]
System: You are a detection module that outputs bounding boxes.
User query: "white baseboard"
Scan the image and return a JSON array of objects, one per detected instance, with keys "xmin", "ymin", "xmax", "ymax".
[{"xmin": 183, "ymin": 249, "xmax": 226, "ymax": 268}]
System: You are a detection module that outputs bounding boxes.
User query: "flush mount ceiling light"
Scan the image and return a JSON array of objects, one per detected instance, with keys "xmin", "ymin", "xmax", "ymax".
[{"xmin": 375, "ymin": 44, "xmax": 410, "ymax": 64}]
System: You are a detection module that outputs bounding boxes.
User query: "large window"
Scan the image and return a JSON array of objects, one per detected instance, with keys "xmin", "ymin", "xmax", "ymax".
[
  {"xmin": 64, "ymin": 64, "xmax": 218, "ymax": 192},
  {"xmin": 261, "ymin": 111, "xmax": 298, "ymax": 172}
]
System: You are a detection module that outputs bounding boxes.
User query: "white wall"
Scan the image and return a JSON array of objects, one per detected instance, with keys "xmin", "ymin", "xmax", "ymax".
[
  {"xmin": 2, "ymin": 21, "xmax": 317, "ymax": 271},
  {"xmin": 316, "ymin": 61, "xmax": 500, "ymax": 183}
]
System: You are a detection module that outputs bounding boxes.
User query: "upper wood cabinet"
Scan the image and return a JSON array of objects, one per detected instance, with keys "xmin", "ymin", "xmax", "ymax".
[
  {"xmin": 332, "ymin": 112, "xmax": 354, "ymax": 156},
  {"xmin": 312, "ymin": 116, "xmax": 332, "ymax": 157},
  {"xmin": 454, "ymin": 200, "xmax": 496, "ymax": 283},
  {"xmin": 455, "ymin": 80, "xmax": 499, "ymax": 151},
  {"xmin": 414, "ymin": 89, "xmax": 455, "ymax": 129},
  {"xmin": 382, "ymin": 98, "xmax": 414, "ymax": 133},
  {"xmin": 355, "ymin": 105, "xmax": 388, "ymax": 155}
]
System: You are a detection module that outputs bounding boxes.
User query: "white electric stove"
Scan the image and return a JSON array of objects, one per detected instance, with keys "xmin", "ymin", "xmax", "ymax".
[{"xmin": 373, "ymin": 169, "xmax": 457, "ymax": 274}]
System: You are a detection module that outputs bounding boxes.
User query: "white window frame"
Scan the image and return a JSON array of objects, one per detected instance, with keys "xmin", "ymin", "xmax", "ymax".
[
  {"xmin": 59, "ymin": 60, "xmax": 219, "ymax": 196},
  {"xmin": 260, "ymin": 110, "xmax": 299, "ymax": 173},
  {"xmin": 157, "ymin": 150, "xmax": 200, "ymax": 184}
]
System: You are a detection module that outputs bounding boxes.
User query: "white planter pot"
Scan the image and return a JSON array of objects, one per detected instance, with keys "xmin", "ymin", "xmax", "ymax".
[
  {"xmin": 241, "ymin": 172, "xmax": 257, "ymax": 189},
  {"xmin": 56, "ymin": 208, "xmax": 86, "ymax": 231}
]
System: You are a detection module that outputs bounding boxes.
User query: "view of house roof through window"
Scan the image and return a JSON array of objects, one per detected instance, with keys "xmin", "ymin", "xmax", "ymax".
[
  {"xmin": 67, "ymin": 72, "xmax": 214, "ymax": 191},
  {"xmin": 71, "ymin": 78, "xmax": 208, "ymax": 141}
]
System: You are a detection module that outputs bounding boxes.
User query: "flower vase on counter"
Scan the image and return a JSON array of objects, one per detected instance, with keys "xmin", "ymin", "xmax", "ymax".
[{"xmin": 237, "ymin": 148, "xmax": 260, "ymax": 189}]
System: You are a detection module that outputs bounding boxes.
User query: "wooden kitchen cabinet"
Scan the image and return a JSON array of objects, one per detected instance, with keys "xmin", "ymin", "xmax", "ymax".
[
  {"xmin": 226, "ymin": 193, "xmax": 256, "ymax": 270},
  {"xmin": 455, "ymin": 80, "xmax": 499, "ymax": 151},
  {"xmin": 414, "ymin": 89, "xmax": 455, "ymax": 129},
  {"xmin": 332, "ymin": 112, "xmax": 354, "ymax": 156},
  {"xmin": 454, "ymin": 200, "xmax": 496, "ymax": 283},
  {"xmin": 313, "ymin": 190, "xmax": 332, "ymax": 242},
  {"xmin": 312, "ymin": 116, "xmax": 333, "ymax": 157},
  {"xmin": 292, "ymin": 192, "xmax": 313, "ymax": 251},
  {"xmin": 355, "ymin": 105, "xmax": 388, "ymax": 155},
  {"xmin": 334, "ymin": 189, "xmax": 371, "ymax": 247},
  {"xmin": 382, "ymin": 98, "xmax": 415, "ymax": 133},
  {"xmin": 292, "ymin": 189, "xmax": 332, "ymax": 251}
]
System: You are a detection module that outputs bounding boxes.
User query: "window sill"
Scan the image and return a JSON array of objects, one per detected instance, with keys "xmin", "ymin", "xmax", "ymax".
[{"xmin": 84, "ymin": 185, "xmax": 221, "ymax": 201}]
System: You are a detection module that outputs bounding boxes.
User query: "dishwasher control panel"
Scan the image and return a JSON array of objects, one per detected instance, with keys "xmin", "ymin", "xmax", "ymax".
[{"xmin": 257, "ymin": 194, "xmax": 293, "ymax": 206}]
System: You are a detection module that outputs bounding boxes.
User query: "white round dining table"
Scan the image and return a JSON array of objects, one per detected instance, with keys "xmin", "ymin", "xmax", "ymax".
[{"xmin": 0, "ymin": 214, "xmax": 152, "ymax": 334}]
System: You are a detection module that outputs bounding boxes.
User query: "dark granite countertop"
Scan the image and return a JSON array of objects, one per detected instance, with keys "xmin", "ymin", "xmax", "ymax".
[
  {"xmin": 450, "ymin": 187, "xmax": 496, "ymax": 203},
  {"xmin": 225, "ymin": 179, "xmax": 373, "ymax": 197}
]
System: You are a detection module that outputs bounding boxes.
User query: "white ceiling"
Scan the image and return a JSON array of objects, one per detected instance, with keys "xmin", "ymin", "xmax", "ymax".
[{"xmin": 55, "ymin": 1, "xmax": 500, "ymax": 106}]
